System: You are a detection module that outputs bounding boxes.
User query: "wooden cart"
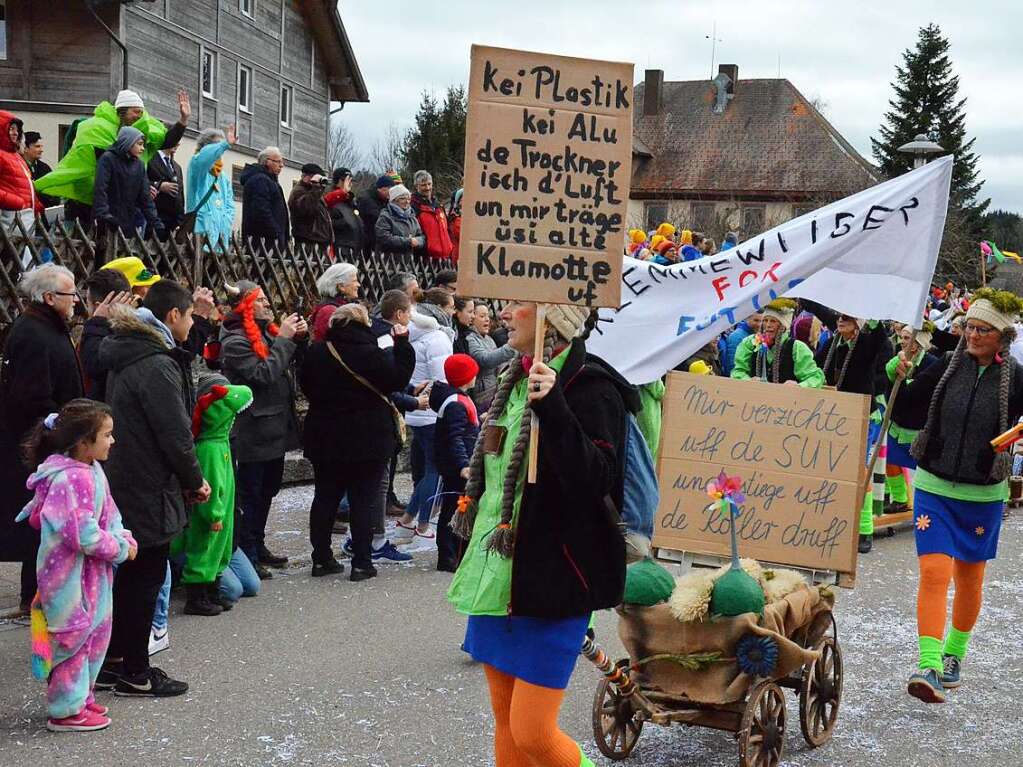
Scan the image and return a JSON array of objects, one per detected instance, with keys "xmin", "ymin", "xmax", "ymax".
[{"xmin": 584, "ymin": 598, "xmax": 842, "ymax": 767}]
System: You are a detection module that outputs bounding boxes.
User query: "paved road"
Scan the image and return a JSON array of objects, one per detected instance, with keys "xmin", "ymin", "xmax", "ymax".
[{"xmin": 1, "ymin": 482, "xmax": 1021, "ymax": 767}]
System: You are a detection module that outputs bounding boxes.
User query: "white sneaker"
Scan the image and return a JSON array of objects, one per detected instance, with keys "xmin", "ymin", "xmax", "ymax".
[
  {"xmin": 390, "ymin": 521, "xmax": 415, "ymax": 542},
  {"xmin": 148, "ymin": 627, "xmax": 169, "ymax": 656}
]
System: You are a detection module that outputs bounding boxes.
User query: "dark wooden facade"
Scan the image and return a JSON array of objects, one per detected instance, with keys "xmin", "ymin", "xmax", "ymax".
[{"xmin": 0, "ymin": 0, "xmax": 367, "ymax": 165}]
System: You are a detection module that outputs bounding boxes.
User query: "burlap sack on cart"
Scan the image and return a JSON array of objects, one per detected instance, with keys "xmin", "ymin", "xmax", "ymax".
[{"xmin": 617, "ymin": 582, "xmax": 835, "ymax": 704}]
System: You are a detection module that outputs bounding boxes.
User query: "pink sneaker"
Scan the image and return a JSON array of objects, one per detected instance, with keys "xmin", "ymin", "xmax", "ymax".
[
  {"xmin": 86, "ymin": 701, "xmax": 109, "ymax": 716},
  {"xmin": 47, "ymin": 709, "xmax": 111, "ymax": 732}
]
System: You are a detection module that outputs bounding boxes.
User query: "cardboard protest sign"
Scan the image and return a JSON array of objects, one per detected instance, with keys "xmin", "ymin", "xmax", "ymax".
[
  {"xmin": 458, "ymin": 45, "xmax": 633, "ymax": 307},
  {"xmin": 654, "ymin": 372, "xmax": 869, "ymax": 575},
  {"xmin": 586, "ymin": 156, "xmax": 953, "ymax": 383}
]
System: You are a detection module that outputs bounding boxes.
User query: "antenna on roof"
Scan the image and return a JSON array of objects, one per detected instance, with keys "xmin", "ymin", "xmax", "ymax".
[
  {"xmin": 706, "ymin": 22, "xmax": 723, "ymax": 80},
  {"xmin": 777, "ymin": 52, "xmax": 781, "ymax": 78}
]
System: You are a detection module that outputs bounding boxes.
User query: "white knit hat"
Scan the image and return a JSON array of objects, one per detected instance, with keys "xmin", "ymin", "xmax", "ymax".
[
  {"xmin": 547, "ymin": 305, "xmax": 590, "ymax": 342},
  {"xmin": 967, "ymin": 299, "xmax": 1017, "ymax": 333},
  {"xmin": 114, "ymin": 90, "xmax": 145, "ymax": 110},
  {"xmin": 761, "ymin": 298, "xmax": 797, "ymax": 330},
  {"xmin": 388, "ymin": 184, "xmax": 411, "ymax": 202}
]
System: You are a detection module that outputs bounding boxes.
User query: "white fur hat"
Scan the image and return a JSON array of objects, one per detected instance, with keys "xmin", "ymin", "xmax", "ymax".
[{"xmin": 114, "ymin": 90, "xmax": 145, "ymax": 110}]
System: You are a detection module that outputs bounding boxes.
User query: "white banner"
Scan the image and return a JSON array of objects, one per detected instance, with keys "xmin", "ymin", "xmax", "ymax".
[{"xmin": 587, "ymin": 156, "xmax": 953, "ymax": 384}]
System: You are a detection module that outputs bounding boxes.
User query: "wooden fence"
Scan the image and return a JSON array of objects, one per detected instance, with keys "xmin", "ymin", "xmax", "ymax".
[{"xmin": 0, "ymin": 217, "xmax": 455, "ymax": 354}]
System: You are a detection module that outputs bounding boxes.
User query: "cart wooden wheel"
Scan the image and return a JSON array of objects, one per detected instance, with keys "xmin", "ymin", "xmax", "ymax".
[
  {"xmin": 799, "ymin": 636, "xmax": 842, "ymax": 747},
  {"xmin": 592, "ymin": 660, "xmax": 643, "ymax": 761},
  {"xmin": 738, "ymin": 680, "xmax": 786, "ymax": 767}
]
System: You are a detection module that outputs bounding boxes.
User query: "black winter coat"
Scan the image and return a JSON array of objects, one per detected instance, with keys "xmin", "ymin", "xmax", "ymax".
[
  {"xmin": 0, "ymin": 305, "xmax": 84, "ymax": 561},
  {"xmin": 240, "ymin": 163, "xmax": 289, "ymax": 250},
  {"xmin": 328, "ymin": 194, "xmax": 364, "ymax": 257},
  {"xmin": 300, "ymin": 322, "xmax": 415, "ymax": 465},
  {"xmin": 219, "ymin": 317, "xmax": 301, "ymax": 463},
  {"xmin": 814, "ymin": 320, "xmax": 892, "ymax": 397},
  {"xmin": 508, "ymin": 339, "xmax": 639, "ymax": 618},
  {"xmin": 356, "ymin": 189, "xmax": 386, "ymax": 253},
  {"xmin": 98, "ymin": 311, "xmax": 204, "ymax": 547},
  {"xmin": 430, "ymin": 381, "xmax": 479, "ymax": 478},
  {"xmin": 93, "ymin": 147, "xmax": 162, "ymax": 237}
]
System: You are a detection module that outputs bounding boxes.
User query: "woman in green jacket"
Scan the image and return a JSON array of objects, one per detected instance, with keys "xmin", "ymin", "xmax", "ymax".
[
  {"xmin": 730, "ymin": 298, "xmax": 824, "ymax": 387},
  {"xmin": 447, "ymin": 302, "xmax": 637, "ymax": 767}
]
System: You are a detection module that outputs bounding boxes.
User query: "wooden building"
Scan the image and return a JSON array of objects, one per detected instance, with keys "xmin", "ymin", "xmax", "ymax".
[
  {"xmin": 0, "ymin": 0, "xmax": 368, "ymax": 219},
  {"xmin": 629, "ymin": 65, "xmax": 878, "ymax": 241}
]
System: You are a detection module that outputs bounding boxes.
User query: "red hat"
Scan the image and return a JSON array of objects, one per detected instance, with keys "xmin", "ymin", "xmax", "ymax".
[{"xmin": 444, "ymin": 354, "xmax": 479, "ymax": 388}]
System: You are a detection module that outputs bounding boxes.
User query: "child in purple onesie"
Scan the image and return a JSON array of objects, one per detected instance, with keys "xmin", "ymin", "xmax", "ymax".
[{"xmin": 17, "ymin": 399, "xmax": 137, "ymax": 732}]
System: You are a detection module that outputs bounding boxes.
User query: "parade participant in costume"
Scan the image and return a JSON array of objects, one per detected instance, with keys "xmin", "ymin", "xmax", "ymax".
[
  {"xmin": 883, "ymin": 323, "xmax": 939, "ymax": 513},
  {"xmin": 730, "ymin": 298, "xmax": 824, "ymax": 387},
  {"xmin": 35, "ymin": 90, "xmax": 190, "ymax": 228},
  {"xmin": 17, "ymin": 400, "xmax": 136, "ymax": 732},
  {"xmin": 171, "ymin": 376, "xmax": 253, "ymax": 616},
  {"xmin": 448, "ymin": 303, "xmax": 637, "ymax": 767},
  {"xmin": 892, "ymin": 288, "xmax": 1023, "ymax": 703},
  {"xmin": 220, "ymin": 281, "xmax": 305, "ymax": 579},
  {"xmin": 809, "ymin": 302, "xmax": 894, "ymax": 552}
]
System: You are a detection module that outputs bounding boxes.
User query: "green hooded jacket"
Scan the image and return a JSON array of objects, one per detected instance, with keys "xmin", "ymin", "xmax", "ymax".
[{"xmin": 34, "ymin": 102, "xmax": 168, "ymax": 205}]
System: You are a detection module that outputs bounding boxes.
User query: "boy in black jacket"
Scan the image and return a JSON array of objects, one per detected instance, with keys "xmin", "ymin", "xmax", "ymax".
[{"xmin": 431, "ymin": 354, "xmax": 480, "ymax": 572}]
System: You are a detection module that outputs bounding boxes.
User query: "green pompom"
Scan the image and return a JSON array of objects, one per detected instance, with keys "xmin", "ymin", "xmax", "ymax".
[
  {"xmin": 624, "ymin": 559, "xmax": 675, "ymax": 606},
  {"xmin": 710, "ymin": 568, "xmax": 765, "ymax": 617}
]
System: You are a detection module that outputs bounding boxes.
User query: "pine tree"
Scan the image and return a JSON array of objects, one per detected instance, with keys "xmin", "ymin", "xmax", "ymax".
[
  {"xmin": 871, "ymin": 24, "xmax": 989, "ymax": 283},
  {"xmin": 400, "ymin": 86, "xmax": 467, "ymax": 200}
]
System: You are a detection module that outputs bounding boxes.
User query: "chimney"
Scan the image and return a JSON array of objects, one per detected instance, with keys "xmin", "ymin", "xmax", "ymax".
[
  {"xmin": 718, "ymin": 64, "xmax": 738, "ymax": 94},
  {"xmin": 644, "ymin": 69, "xmax": 663, "ymax": 116}
]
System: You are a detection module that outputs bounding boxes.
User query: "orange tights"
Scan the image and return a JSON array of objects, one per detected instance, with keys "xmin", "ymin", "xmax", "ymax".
[
  {"xmin": 917, "ymin": 553, "xmax": 986, "ymax": 638},
  {"xmin": 484, "ymin": 665, "xmax": 581, "ymax": 767}
]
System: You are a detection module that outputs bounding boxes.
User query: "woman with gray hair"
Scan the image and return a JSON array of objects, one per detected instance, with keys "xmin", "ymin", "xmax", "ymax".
[
  {"xmin": 0, "ymin": 263, "xmax": 84, "ymax": 617},
  {"xmin": 309, "ymin": 262, "xmax": 360, "ymax": 342},
  {"xmin": 187, "ymin": 124, "xmax": 237, "ymax": 250}
]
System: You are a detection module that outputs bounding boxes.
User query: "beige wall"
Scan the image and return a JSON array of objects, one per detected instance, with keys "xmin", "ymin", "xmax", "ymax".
[{"xmin": 19, "ymin": 110, "xmax": 301, "ymax": 229}]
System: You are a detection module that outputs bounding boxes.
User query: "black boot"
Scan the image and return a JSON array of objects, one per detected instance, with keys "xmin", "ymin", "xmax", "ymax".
[
  {"xmin": 208, "ymin": 580, "xmax": 234, "ymax": 611},
  {"xmin": 858, "ymin": 534, "xmax": 873, "ymax": 554},
  {"xmin": 184, "ymin": 584, "xmax": 223, "ymax": 616}
]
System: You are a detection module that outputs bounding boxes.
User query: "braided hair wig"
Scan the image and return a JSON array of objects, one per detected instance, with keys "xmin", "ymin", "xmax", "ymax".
[
  {"xmin": 821, "ymin": 327, "xmax": 859, "ymax": 391},
  {"xmin": 451, "ymin": 309, "xmax": 599, "ymax": 557}
]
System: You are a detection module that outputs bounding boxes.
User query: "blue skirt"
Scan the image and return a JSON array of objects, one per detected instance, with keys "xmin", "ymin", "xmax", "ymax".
[
  {"xmin": 886, "ymin": 436, "xmax": 917, "ymax": 470},
  {"xmin": 913, "ymin": 488, "xmax": 1003, "ymax": 562},
  {"xmin": 464, "ymin": 614, "xmax": 589, "ymax": 689}
]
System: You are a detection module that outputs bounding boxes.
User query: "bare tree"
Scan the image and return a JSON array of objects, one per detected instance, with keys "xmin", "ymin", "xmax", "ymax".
[
  {"xmin": 367, "ymin": 123, "xmax": 407, "ymax": 176},
  {"xmin": 326, "ymin": 119, "xmax": 362, "ymax": 173}
]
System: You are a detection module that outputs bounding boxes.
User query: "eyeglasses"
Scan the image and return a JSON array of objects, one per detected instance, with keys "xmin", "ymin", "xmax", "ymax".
[
  {"xmin": 964, "ymin": 323, "xmax": 995, "ymax": 336},
  {"xmin": 49, "ymin": 291, "xmax": 80, "ymax": 299}
]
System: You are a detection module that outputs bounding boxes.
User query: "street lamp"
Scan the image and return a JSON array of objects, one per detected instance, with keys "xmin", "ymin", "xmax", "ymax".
[{"xmin": 897, "ymin": 134, "xmax": 945, "ymax": 169}]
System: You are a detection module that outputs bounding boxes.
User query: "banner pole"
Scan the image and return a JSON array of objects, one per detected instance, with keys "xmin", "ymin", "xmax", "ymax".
[
  {"xmin": 981, "ymin": 254, "xmax": 987, "ymax": 287},
  {"xmin": 527, "ymin": 304, "xmax": 547, "ymax": 484}
]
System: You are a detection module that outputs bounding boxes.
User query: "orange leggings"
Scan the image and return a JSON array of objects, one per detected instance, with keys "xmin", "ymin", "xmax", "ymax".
[
  {"xmin": 917, "ymin": 553, "xmax": 986, "ymax": 639},
  {"xmin": 484, "ymin": 664, "xmax": 581, "ymax": 767}
]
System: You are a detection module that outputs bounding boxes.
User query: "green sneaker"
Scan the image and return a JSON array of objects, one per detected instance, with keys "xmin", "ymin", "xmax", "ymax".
[
  {"xmin": 907, "ymin": 668, "xmax": 945, "ymax": 703},
  {"xmin": 940, "ymin": 654, "xmax": 961, "ymax": 689}
]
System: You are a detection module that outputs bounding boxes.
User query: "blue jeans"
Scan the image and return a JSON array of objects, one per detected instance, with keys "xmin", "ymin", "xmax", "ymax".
[
  {"xmin": 407, "ymin": 424, "xmax": 439, "ymax": 525},
  {"xmin": 151, "ymin": 562, "xmax": 172, "ymax": 633},
  {"xmin": 219, "ymin": 548, "xmax": 261, "ymax": 604}
]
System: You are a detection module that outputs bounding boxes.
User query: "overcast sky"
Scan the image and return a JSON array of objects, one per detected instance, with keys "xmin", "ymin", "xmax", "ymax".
[{"xmin": 337, "ymin": 1, "xmax": 1021, "ymax": 214}]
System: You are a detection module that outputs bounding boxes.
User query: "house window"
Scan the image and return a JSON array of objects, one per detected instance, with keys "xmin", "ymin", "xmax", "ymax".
[
  {"xmin": 231, "ymin": 165, "xmax": 245, "ymax": 201},
  {"xmin": 201, "ymin": 50, "xmax": 217, "ymax": 98},
  {"xmin": 0, "ymin": 1, "xmax": 8, "ymax": 61},
  {"xmin": 644, "ymin": 202, "xmax": 668, "ymax": 231},
  {"xmin": 240, "ymin": 0, "xmax": 254, "ymax": 19},
  {"xmin": 238, "ymin": 65, "xmax": 252, "ymax": 113},
  {"xmin": 279, "ymin": 84, "xmax": 293, "ymax": 128},
  {"xmin": 741, "ymin": 205, "xmax": 765, "ymax": 236},
  {"xmin": 57, "ymin": 124, "xmax": 72, "ymax": 160},
  {"xmin": 690, "ymin": 202, "xmax": 716, "ymax": 232}
]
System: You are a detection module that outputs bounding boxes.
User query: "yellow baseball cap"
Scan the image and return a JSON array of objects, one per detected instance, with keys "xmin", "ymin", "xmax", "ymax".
[{"xmin": 101, "ymin": 256, "xmax": 161, "ymax": 287}]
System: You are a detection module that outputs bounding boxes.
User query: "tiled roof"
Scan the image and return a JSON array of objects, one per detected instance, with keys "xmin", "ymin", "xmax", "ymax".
[{"xmin": 631, "ymin": 78, "xmax": 878, "ymax": 200}]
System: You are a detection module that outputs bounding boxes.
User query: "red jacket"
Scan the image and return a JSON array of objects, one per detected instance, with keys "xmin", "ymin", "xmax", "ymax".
[
  {"xmin": 412, "ymin": 193, "xmax": 453, "ymax": 261},
  {"xmin": 0, "ymin": 111, "xmax": 42, "ymax": 213}
]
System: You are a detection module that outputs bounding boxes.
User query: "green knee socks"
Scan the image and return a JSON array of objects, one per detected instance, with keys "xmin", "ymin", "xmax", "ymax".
[
  {"xmin": 943, "ymin": 627, "xmax": 972, "ymax": 660},
  {"xmin": 859, "ymin": 491, "xmax": 874, "ymax": 535},
  {"xmin": 579, "ymin": 747, "xmax": 596, "ymax": 767},
  {"xmin": 886, "ymin": 473, "xmax": 908, "ymax": 504},
  {"xmin": 919, "ymin": 628, "xmax": 972, "ymax": 671}
]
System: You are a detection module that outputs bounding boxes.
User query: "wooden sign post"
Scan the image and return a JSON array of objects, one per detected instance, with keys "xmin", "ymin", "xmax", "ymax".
[
  {"xmin": 458, "ymin": 45, "xmax": 634, "ymax": 482},
  {"xmin": 653, "ymin": 373, "xmax": 870, "ymax": 581}
]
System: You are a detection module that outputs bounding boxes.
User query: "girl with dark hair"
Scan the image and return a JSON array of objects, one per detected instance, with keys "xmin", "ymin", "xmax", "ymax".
[
  {"xmin": 16, "ymin": 399, "xmax": 137, "ymax": 732},
  {"xmin": 447, "ymin": 302, "xmax": 638, "ymax": 767},
  {"xmin": 452, "ymin": 296, "xmax": 475, "ymax": 355},
  {"xmin": 892, "ymin": 289, "xmax": 1023, "ymax": 704}
]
